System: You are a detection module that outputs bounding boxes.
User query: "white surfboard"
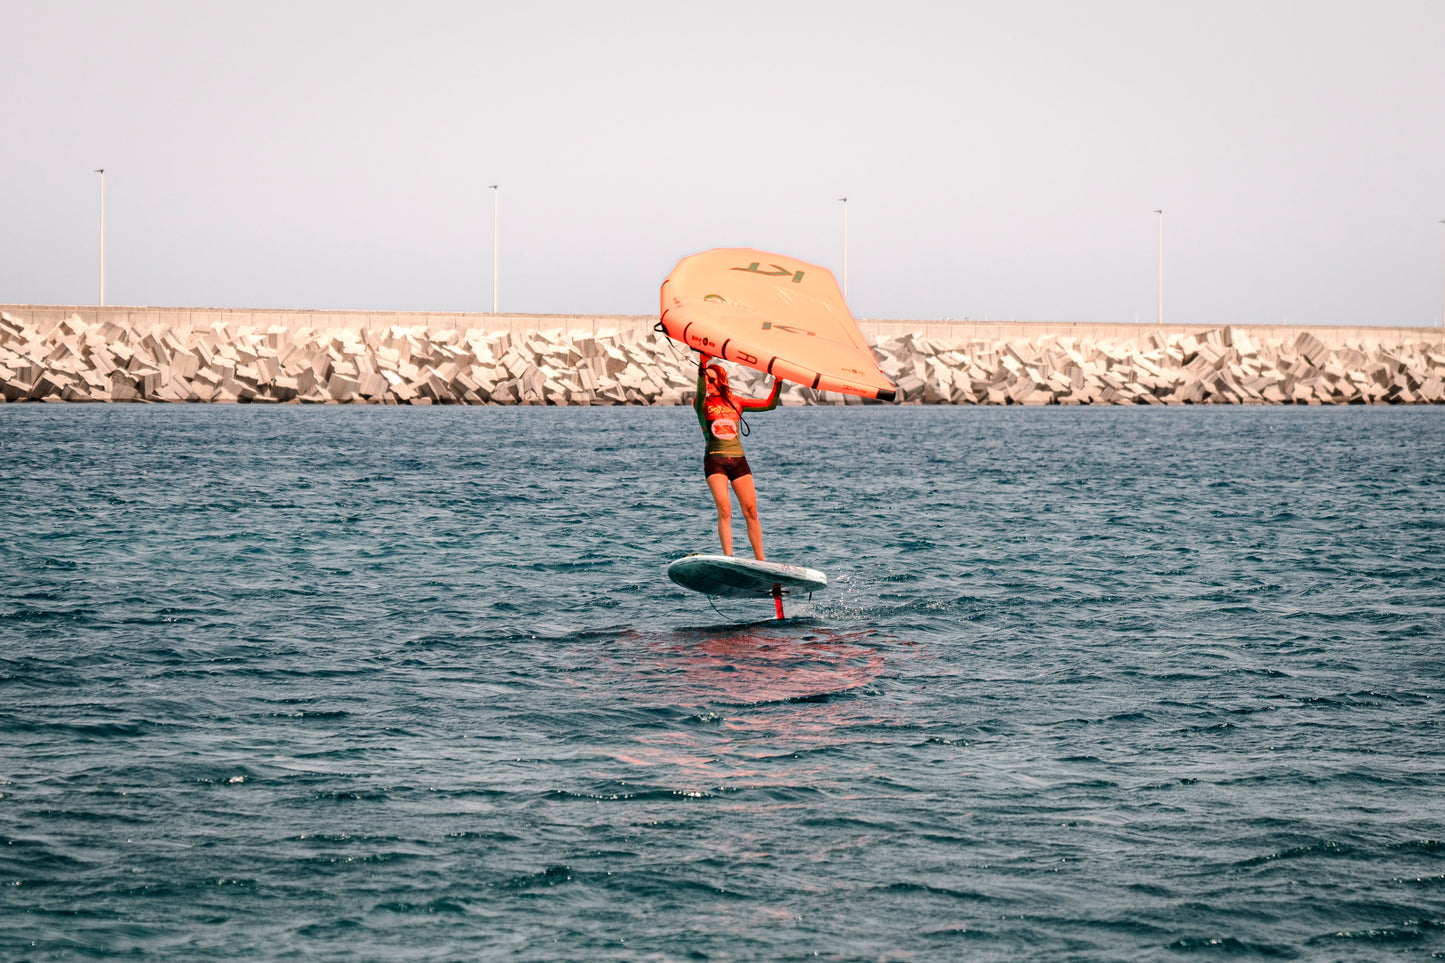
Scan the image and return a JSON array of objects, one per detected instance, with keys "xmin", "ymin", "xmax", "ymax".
[{"xmin": 667, "ymin": 554, "xmax": 827, "ymax": 600}]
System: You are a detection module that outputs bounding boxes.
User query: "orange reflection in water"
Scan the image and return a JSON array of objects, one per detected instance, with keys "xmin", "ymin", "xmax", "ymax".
[
  {"xmin": 592, "ymin": 624, "xmax": 898, "ymax": 794},
  {"xmin": 637, "ymin": 624, "xmax": 886, "ymax": 707}
]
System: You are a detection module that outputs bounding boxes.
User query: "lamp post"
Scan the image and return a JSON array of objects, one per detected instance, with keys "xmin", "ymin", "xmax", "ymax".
[
  {"xmin": 1153, "ymin": 209, "xmax": 1163, "ymax": 326},
  {"xmin": 838, "ymin": 196, "xmax": 848, "ymax": 298},
  {"xmin": 489, "ymin": 185, "xmax": 499, "ymax": 314},
  {"xmin": 1439, "ymin": 219, "xmax": 1444, "ymax": 349},
  {"xmin": 95, "ymin": 169, "xmax": 105, "ymax": 306}
]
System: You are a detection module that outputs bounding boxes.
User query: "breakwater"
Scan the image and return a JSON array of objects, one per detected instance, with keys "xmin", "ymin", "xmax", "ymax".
[{"xmin": 1, "ymin": 306, "xmax": 1441, "ymax": 405}]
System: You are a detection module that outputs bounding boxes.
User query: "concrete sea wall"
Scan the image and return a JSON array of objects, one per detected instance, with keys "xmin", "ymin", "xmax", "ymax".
[{"xmin": 1, "ymin": 304, "xmax": 1442, "ymax": 406}]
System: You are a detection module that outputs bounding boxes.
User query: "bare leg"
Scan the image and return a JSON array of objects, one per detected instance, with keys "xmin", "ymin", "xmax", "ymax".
[
  {"xmin": 706, "ymin": 472, "xmax": 734, "ymax": 555},
  {"xmin": 731, "ymin": 473, "xmax": 765, "ymax": 561}
]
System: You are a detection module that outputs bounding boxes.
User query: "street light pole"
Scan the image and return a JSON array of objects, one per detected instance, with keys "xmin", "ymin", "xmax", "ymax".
[
  {"xmin": 838, "ymin": 196, "xmax": 848, "ymax": 298},
  {"xmin": 1153, "ymin": 209, "xmax": 1163, "ymax": 326},
  {"xmin": 1439, "ymin": 219, "xmax": 1444, "ymax": 349},
  {"xmin": 489, "ymin": 185, "xmax": 499, "ymax": 314},
  {"xmin": 95, "ymin": 169, "xmax": 105, "ymax": 306}
]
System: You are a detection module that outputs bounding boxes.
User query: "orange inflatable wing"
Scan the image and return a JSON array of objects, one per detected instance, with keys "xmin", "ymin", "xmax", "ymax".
[{"xmin": 659, "ymin": 248, "xmax": 897, "ymax": 401}]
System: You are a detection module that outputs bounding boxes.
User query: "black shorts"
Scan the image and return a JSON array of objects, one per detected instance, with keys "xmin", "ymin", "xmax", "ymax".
[{"xmin": 704, "ymin": 453, "xmax": 752, "ymax": 481}]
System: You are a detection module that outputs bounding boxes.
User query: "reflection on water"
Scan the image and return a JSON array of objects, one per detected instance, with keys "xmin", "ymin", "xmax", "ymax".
[
  {"xmin": 629, "ymin": 623, "xmax": 886, "ymax": 707},
  {"xmin": 588, "ymin": 624, "xmax": 894, "ymax": 793}
]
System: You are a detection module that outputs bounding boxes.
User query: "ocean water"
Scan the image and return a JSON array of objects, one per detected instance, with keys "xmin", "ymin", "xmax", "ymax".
[{"xmin": 2, "ymin": 403, "xmax": 1444, "ymax": 961}]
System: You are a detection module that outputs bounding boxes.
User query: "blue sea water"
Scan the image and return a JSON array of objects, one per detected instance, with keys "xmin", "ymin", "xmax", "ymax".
[{"xmin": 2, "ymin": 403, "xmax": 1444, "ymax": 961}]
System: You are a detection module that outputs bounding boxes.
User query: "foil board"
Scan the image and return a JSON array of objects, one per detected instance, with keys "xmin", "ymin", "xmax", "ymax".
[{"xmin": 667, "ymin": 554, "xmax": 827, "ymax": 600}]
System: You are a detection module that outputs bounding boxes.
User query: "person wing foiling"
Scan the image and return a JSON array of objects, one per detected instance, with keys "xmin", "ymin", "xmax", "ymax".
[{"xmin": 695, "ymin": 356, "xmax": 780, "ymax": 560}]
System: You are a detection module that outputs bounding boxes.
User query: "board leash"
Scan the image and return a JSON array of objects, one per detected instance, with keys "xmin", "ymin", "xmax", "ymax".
[{"xmin": 706, "ymin": 595, "xmax": 757, "ymax": 626}]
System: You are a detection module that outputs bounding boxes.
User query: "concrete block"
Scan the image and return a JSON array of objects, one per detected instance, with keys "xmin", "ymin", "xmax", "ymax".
[
  {"xmin": 421, "ymin": 371, "xmax": 456, "ymax": 402},
  {"xmin": 275, "ymin": 342, "xmax": 306, "ymax": 367},
  {"xmin": 452, "ymin": 372, "xmax": 489, "ymax": 401},
  {"xmin": 1006, "ymin": 378, "xmax": 1040, "ymax": 403},
  {"xmin": 294, "ymin": 369, "xmax": 318, "ymax": 395},
  {"xmin": 499, "ymin": 350, "xmax": 528, "ymax": 379},
  {"xmin": 597, "ymin": 384, "xmax": 629, "ymax": 405},
  {"xmin": 308, "ymin": 352, "xmax": 333, "ymax": 382},
  {"xmin": 1165, "ymin": 379, "xmax": 1197, "ymax": 403},
  {"xmin": 945, "ymin": 386, "xmax": 973, "ymax": 404},
  {"xmin": 601, "ymin": 347, "xmax": 629, "ymax": 377},
  {"xmin": 156, "ymin": 380, "xmax": 192, "ymax": 402},
  {"xmin": 140, "ymin": 333, "xmax": 170, "ymax": 364},
  {"xmin": 327, "ymin": 374, "xmax": 360, "ymax": 401},
  {"xmin": 358, "ymin": 372, "xmax": 389, "ymax": 398},
  {"xmin": 543, "ymin": 379, "xmax": 575, "ymax": 404},
  {"xmin": 110, "ymin": 376, "xmax": 141, "ymax": 402},
  {"xmin": 1294, "ymin": 331, "xmax": 1329, "ymax": 367},
  {"xmin": 135, "ymin": 371, "xmax": 162, "ymax": 397},
  {"xmin": 894, "ymin": 373, "xmax": 925, "ymax": 402},
  {"xmin": 215, "ymin": 380, "xmax": 241, "ymax": 402},
  {"xmin": 45, "ymin": 340, "xmax": 80, "ymax": 365},
  {"xmin": 270, "ymin": 377, "xmax": 300, "ymax": 402},
  {"xmin": 168, "ymin": 350, "xmax": 200, "ymax": 380}
]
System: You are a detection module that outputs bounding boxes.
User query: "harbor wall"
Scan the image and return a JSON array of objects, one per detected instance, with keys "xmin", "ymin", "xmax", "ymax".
[
  {"xmin": 1, "ymin": 304, "xmax": 1442, "ymax": 406},
  {"xmin": 1, "ymin": 304, "xmax": 1436, "ymax": 350}
]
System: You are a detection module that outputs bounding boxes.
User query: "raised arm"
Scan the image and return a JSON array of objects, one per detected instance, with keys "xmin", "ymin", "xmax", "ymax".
[
  {"xmin": 694, "ymin": 354, "xmax": 710, "ymax": 430},
  {"xmin": 739, "ymin": 378, "xmax": 783, "ymax": 412}
]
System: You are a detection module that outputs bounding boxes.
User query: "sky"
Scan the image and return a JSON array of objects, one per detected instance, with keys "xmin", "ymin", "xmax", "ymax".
[{"xmin": 2, "ymin": 0, "xmax": 1443, "ymax": 325}]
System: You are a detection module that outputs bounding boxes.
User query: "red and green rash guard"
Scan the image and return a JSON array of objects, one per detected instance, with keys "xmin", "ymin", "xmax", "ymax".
[
  {"xmin": 698, "ymin": 392, "xmax": 745, "ymax": 456},
  {"xmin": 694, "ymin": 364, "xmax": 781, "ymax": 456}
]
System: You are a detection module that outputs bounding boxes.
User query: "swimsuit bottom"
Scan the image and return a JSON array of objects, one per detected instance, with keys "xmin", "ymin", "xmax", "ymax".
[{"xmin": 703, "ymin": 453, "xmax": 752, "ymax": 481}]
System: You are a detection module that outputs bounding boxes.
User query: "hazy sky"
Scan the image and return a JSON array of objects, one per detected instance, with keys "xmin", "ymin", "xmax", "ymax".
[{"xmin": 3, "ymin": 1, "xmax": 1442, "ymax": 324}]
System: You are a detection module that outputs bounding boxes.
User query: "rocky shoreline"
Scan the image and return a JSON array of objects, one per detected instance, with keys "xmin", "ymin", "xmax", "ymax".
[{"xmin": 2, "ymin": 310, "xmax": 1442, "ymax": 406}]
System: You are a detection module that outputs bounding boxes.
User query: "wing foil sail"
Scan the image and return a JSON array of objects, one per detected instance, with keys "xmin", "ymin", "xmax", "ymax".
[{"xmin": 659, "ymin": 248, "xmax": 897, "ymax": 401}]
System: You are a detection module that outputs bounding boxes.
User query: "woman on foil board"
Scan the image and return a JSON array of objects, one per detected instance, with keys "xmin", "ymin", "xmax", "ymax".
[
  {"xmin": 695, "ymin": 357, "xmax": 780, "ymax": 560},
  {"xmin": 659, "ymin": 248, "xmax": 896, "ymax": 617}
]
